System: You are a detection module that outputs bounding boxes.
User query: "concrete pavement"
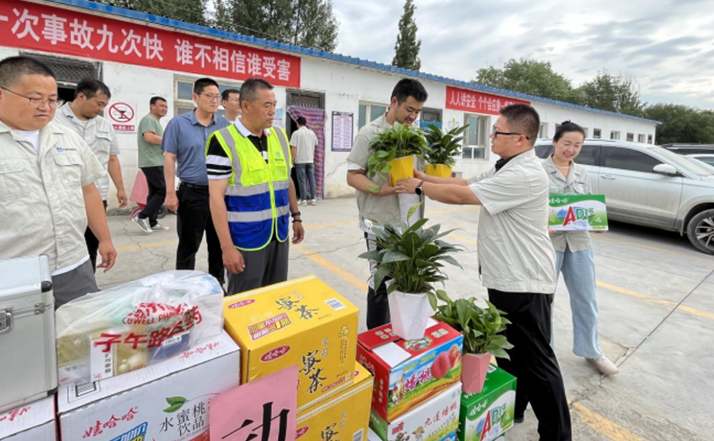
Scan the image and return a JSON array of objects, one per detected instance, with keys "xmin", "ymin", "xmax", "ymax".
[{"xmin": 98, "ymin": 197, "xmax": 714, "ymax": 441}]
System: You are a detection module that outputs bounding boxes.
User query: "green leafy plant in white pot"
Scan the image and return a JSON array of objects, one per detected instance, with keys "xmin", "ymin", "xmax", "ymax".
[
  {"xmin": 359, "ymin": 208, "xmax": 463, "ymax": 339},
  {"xmin": 431, "ymin": 294, "xmax": 513, "ymax": 394}
]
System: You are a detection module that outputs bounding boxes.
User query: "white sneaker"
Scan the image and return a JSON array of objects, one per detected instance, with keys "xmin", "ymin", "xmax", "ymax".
[
  {"xmin": 587, "ymin": 356, "xmax": 619, "ymax": 376},
  {"xmin": 299, "ymin": 200, "xmax": 307, "ymax": 206},
  {"xmin": 132, "ymin": 216, "xmax": 153, "ymax": 234},
  {"xmin": 152, "ymin": 223, "xmax": 170, "ymax": 231},
  {"xmin": 309, "ymin": 199, "xmax": 317, "ymax": 206}
]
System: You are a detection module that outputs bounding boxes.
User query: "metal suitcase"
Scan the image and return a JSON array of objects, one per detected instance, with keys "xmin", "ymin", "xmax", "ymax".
[{"xmin": 0, "ymin": 255, "xmax": 58, "ymax": 412}]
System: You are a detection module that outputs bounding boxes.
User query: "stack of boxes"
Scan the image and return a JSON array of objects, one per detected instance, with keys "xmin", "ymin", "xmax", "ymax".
[
  {"xmin": 457, "ymin": 365, "xmax": 516, "ymax": 441},
  {"xmin": 357, "ymin": 320, "xmax": 464, "ymax": 441},
  {"xmin": 223, "ymin": 275, "xmax": 373, "ymax": 441}
]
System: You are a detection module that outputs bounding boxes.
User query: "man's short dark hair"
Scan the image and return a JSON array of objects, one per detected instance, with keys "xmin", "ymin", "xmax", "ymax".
[
  {"xmin": 500, "ymin": 104, "xmax": 540, "ymax": 145},
  {"xmin": 221, "ymin": 88, "xmax": 240, "ymax": 102},
  {"xmin": 75, "ymin": 78, "xmax": 111, "ymax": 100},
  {"xmin": 297, "ymin": 117, "xmax": 307, "ymax": 126},
  {"xmin": 239, "ymin": 78, "xmax": 273, "ymax": 105},
  {"xmin": 150, "ymin": 96, "xmax": 167, "ymax": 106},
  {"xmin": 391, "ymin": 78, "xmax": 428, "ymax": 105},
  {"xmin": 193, "ymin": 77, "xmax": 219, "ymax": 95},
  {"xmin": 0, "ymin": 56, "xmax": 55, "ymax": 88}
]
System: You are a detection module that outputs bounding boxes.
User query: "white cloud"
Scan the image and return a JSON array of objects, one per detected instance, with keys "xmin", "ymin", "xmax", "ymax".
[{"xmin": 332, "ymin": 0, "xmax": 714, "ymax": 109}]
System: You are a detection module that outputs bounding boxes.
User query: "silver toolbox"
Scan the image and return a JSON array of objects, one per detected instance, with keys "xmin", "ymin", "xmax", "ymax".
[{"xmin": 0, "ymin": 255, "xmax": 57, "ymax": 412}]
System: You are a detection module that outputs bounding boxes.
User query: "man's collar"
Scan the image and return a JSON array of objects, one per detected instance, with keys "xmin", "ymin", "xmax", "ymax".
[
  {"xmin": 233, "ymin": 117, "xmax": 271, "ymax": 137},
  {"xmin": 495, "ymin": 149, "xmax": 535, "ymax": 172}
]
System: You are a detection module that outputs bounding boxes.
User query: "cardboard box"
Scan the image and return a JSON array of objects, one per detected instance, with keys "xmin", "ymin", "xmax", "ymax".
[
  {"xmin": 224, "ymin": 276, "xmax": 359, "ymax": 411},
  {"xmin": 370, "ymin": 382, "xmax": 461, "ymax": 441},
  {"xmin": 548, "ymin": 194, "xmax": 608, "ymax": 231},
  {"xmin": 357, "ymin": 320, "xmax": 463, "ymax": 422},
  {"xmin": 458, "ymin": 365, "xmax": 516, "ymax": 441},
  {"xmin": 296, "ymin": 362, "xmax": 374, "ymax": 441},
  {"xmin": 0, "ymin": 396, "xmax": 55, "ymax": 441},
  {"xmin": 58, "ymin": 332, "xmax": 240, "ymax": 441}
]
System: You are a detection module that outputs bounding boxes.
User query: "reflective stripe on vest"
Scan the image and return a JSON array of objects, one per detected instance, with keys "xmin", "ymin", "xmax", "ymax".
[{"xmin": 210, "ymin": 124, "xmax": 291, "ymax": 251}]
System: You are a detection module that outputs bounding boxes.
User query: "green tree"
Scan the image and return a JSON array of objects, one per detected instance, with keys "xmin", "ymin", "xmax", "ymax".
[
  {"xmin": 95, "ymin": 0, "xmax": 209, "ymax": 26},
  {"xmin": 577, "ymin": 71, "xmax": 645, "ymax": 117},
  {"xmin": 643, "ymin": 104, "xmax": 714, "ymax": 144},
  {"xmin": 474, "ymin": 59, "xmax": 579, "ymax": 104},
  {"xmin": 222, "ymin": 0, "xmax": 339, "ymax": 52},
  {"xmin": 213, "ymin": 0, "xmax": 233, "ymax": 30},
  {"xmin": 392, "ymin": 0, "xmax": 421, "ymax": 71}
]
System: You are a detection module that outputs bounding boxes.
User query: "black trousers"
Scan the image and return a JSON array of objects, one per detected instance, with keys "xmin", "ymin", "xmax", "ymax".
[
  {"xmin": 139, "ymin": 166, "xmax": 166, "ymax": 226},
  {"xmin": 488, "ymin": 289, "xmax": 572, "ymax": 441},
  {"xmin": 85, "ymin": 200, "xmax": 108, "ymax": 272},
  {"xmin": 175, "ymin": 183, "xmax": 224, "ymax": 285},
  {"xmin": 365, "ymin": 232, "xmax": 390, "ymax": 329}
]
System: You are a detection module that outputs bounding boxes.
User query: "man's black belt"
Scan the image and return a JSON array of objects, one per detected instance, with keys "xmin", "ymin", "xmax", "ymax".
[{"xmin": 180, "ymin": 182, "xmax": 209, "ymax": 189}]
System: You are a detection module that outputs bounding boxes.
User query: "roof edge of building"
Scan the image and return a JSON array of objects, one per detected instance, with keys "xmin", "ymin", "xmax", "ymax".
[{"xmin": 45, "ymin": 0, "xmax": 661, "ymax": 126}]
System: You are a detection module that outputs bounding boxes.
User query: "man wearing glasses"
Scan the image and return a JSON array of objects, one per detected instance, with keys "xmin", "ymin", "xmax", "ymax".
[
  {"xmin": 163, "ymin": 77, "xmax": 230, "ymax": 286},
  {"xmin": 396, "ymin": 104, "xmax": 571, "ymax": 441},
  {"xmin": 0, "ymin": 56, "xmax": 116, "ymax": 307}
]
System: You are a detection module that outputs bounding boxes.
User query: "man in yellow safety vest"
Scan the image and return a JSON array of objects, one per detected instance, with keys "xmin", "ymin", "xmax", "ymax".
[{"xmin": 206, "ymin": 78, "xmax": 305, "ymax": 295}]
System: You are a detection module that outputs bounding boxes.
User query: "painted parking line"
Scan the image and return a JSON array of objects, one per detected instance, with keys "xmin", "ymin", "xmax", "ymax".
[
  {"xmin": 593, "ymin": 234, "xmax": 714, "ymax": 264},
  {"xmin": 116, "ymin": 240, "xmax": 178, "ymax": 252},
  {"xmin": 292, "ymin": 243, "xmax": 368, "ymax": 291},
  {"xmin": 571, "ymin": 402, "xmax": 649, "ymax": 441}
]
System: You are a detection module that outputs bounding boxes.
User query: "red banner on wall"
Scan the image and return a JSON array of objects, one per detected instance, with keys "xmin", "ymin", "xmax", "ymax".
[
  {"xmin": 445, "ymin": 86, "xmax": 529, "ymax": 115},
  {"xmin": 0, "ymin": 0, "xmax": 301, "ymax": 88}
]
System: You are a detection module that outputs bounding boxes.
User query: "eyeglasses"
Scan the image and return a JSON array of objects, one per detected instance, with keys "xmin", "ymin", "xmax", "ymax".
[
  {"xmin": 1, "ymin": 86, "xmax": 64, "ymax": 109},
  {"xmin": 491, "ymin": 126, "xmax": 530, "ymax": 140},
  {"xmin": 200, "ymin": 93, "xmax": 221, "ymax": 102}
]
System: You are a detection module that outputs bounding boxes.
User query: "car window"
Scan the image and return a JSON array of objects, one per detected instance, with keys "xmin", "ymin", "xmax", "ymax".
[
  {"xmin": 575, "ymin": 145, "xmax": 600, "ymax": 166},
  {"xmin": 601, "ymin": 146, "xmax": 662, "ymax": 173},
  {"xmin": 534, "ymin": 144, "xmax": 553, "ymax": 159}
]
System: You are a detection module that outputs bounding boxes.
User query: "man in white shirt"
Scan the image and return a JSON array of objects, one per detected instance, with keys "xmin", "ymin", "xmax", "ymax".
[
  {"xmin": 0, "ymin": 56, "xmax": 116, "ymax": 307},
  {"xmin": 396, "ymin": 104, "xmax": 571, "ymax": 441},
  {"xmin": 54, "ymin": 78, "xmax": 127, "ymax": 272},
  {"xmin": 290, "ymin": 116, "xmax": 319, "ymax": 205}
]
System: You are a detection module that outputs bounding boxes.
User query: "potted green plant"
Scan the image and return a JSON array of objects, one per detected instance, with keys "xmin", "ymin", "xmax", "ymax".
[
  {"xmin": 431, "ymin": 293, "xmax": 513, "ymax": 394},
  {"xmin": 359, "ymin": 209, "xmax": 462, "ymax": 340},
  {"xmin": 424, "ymin": 124, "xmax": 468, "ymax": 178},
  {"xmin": 367, "ymin": 122, "xmax": 429, "ymax": 188}
]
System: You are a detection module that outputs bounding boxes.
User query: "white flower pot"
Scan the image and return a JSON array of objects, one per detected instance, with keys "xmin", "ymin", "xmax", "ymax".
[{"xmin": 389, "ymin": 290, "xmax": 431, "ymax": 340}]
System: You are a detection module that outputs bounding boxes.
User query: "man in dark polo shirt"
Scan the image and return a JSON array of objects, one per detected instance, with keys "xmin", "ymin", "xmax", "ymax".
[{"xmin": 162, "ymin": 77, "xmax": 230, "ymax": 285}]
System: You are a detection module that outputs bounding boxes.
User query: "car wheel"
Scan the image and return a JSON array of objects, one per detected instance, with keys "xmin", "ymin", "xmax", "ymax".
[{"xmin": 686, "ymin": 209, "xmax": 714, "ymax": 255}]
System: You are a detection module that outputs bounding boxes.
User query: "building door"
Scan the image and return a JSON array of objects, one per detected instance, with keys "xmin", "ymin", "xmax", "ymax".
[
  {"xmin": 21, "ymin": 52, "xmax": 102, "ymax": 103},
  {"xmin": 286, "ymin": 90, "xmax": 326, "ymax": 199}
]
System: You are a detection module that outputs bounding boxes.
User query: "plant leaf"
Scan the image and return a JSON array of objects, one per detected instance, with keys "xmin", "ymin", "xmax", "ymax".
[{"xmin": 163, "ymin": 397, "xmax": 187, "ymax": 413}]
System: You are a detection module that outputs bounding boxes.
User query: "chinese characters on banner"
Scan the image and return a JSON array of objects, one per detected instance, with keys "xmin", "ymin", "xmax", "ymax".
[
  {"xmin": 445, "ymin": 86, "xmax": 530, "ymax": 115},
  {"xmin": 0, "ymin": 0, "xmax": 301, "ymax": 88},
  {"xmin": 210, "ymin": 365, "xmax": 298, "ymax": 441}
]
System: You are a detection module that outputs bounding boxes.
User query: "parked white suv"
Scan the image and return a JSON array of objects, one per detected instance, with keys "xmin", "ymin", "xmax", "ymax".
[{"xmin": 534, "ymin": 139, "xmax": 714, "ymax": 255}]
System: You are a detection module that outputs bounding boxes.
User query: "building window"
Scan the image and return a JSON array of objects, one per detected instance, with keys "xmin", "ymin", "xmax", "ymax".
[
  {"xmin": 539, "ymin": 123, "xmax": 548, "ymax": 138},
  {"xmin": 648, "ymin": 134, "xmax": 654, "ymax": 144},
  {"xmin": 582, "ymin": 127, "xmax": 589, "ymax": 138},
  {"xmin": 593, "ymin": 128, "xmax": 602, "ymax": 139},
  {"xmin": 462, "ymin": 115, "xmax": 489, "ymax": 159},
  {"xmin": 638, "ymin": 134, "xmax": 646, "ymax": 143},
  {"xmin": 610, "ymin": 131, "xmax": 620, "ymax": 140},
  {"xmin": 358, "ymin": 103, "xmax": 388, "ymax": 129},
  {"xmin": 626, "ymin": 133, "xmax": 634, "ymax": 142},
  {"xmin": 174, "ymin": 76, "xmax": 242, "ymax": 118}
]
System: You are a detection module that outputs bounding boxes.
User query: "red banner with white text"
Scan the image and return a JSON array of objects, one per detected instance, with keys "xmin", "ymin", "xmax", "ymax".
[
  {"xmin": 0, "ymin": 0, "xmax": 301, "ymax": 88},
  {"xmin": 445, "ymin": 86, "xmax": 529, "ymax": 115}
]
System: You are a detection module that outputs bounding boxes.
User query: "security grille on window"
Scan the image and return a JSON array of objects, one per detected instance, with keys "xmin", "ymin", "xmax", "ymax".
[
  {"xmin": 610, "ymin": 131, "xmax": 620, "ymax": 140},
  {"xmin": 174, "ymin": 76, "xmax": 241, "ymax": 117},
  {"xmin": 626, "ymin": 133, "xmax": 634, "ymax": 142},
  {"xmin": 462, "ymin": 115, "xmax": 489, "ymax": 159},
  {"xmin": 539, "ymin": 123, "xmax": 548, "ymax": 139},
  {"xmin": 593, "ymin": 128, "xmax": 602, "ymax": 139},
  {"xmin": 358, "ymin": 103, "xmax": 388, "ymax": 129}
]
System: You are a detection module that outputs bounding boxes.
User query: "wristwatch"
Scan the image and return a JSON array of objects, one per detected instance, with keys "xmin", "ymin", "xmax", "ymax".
[{"xmin": 415, "ymin": 181, "xmax": 424, "ymax": 196}]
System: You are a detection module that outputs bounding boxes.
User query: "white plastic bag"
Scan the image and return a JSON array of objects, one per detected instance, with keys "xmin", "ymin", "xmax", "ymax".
[{"xmin": 56, "ymin": 271, "xmax": 224, "ymax": 385}]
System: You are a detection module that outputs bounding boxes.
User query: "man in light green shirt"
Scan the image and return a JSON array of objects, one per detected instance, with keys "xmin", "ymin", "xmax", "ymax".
[{"xmin": 133, "ymin": 96, "xmax": 168, "ymax": 233}]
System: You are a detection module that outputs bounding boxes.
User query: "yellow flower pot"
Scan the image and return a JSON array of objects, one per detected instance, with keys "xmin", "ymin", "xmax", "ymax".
[
  {"xmin": 387, "ymin": 155, "xmax": 415, "ymax": 186},
  {"xmin": 426, "ymin": 164, "xmax": 453, "ymax": 178}
]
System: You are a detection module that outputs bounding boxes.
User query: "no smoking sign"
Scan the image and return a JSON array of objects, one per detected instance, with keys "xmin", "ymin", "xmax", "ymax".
[{"xmin": 108, "ymin": 102, "xmax": 137, "ymax": 133}]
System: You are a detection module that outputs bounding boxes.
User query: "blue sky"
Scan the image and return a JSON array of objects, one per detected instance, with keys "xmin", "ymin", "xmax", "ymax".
[{"xmin": 331, "ymin": 0, "xmax": 714, "ymax": 109}]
